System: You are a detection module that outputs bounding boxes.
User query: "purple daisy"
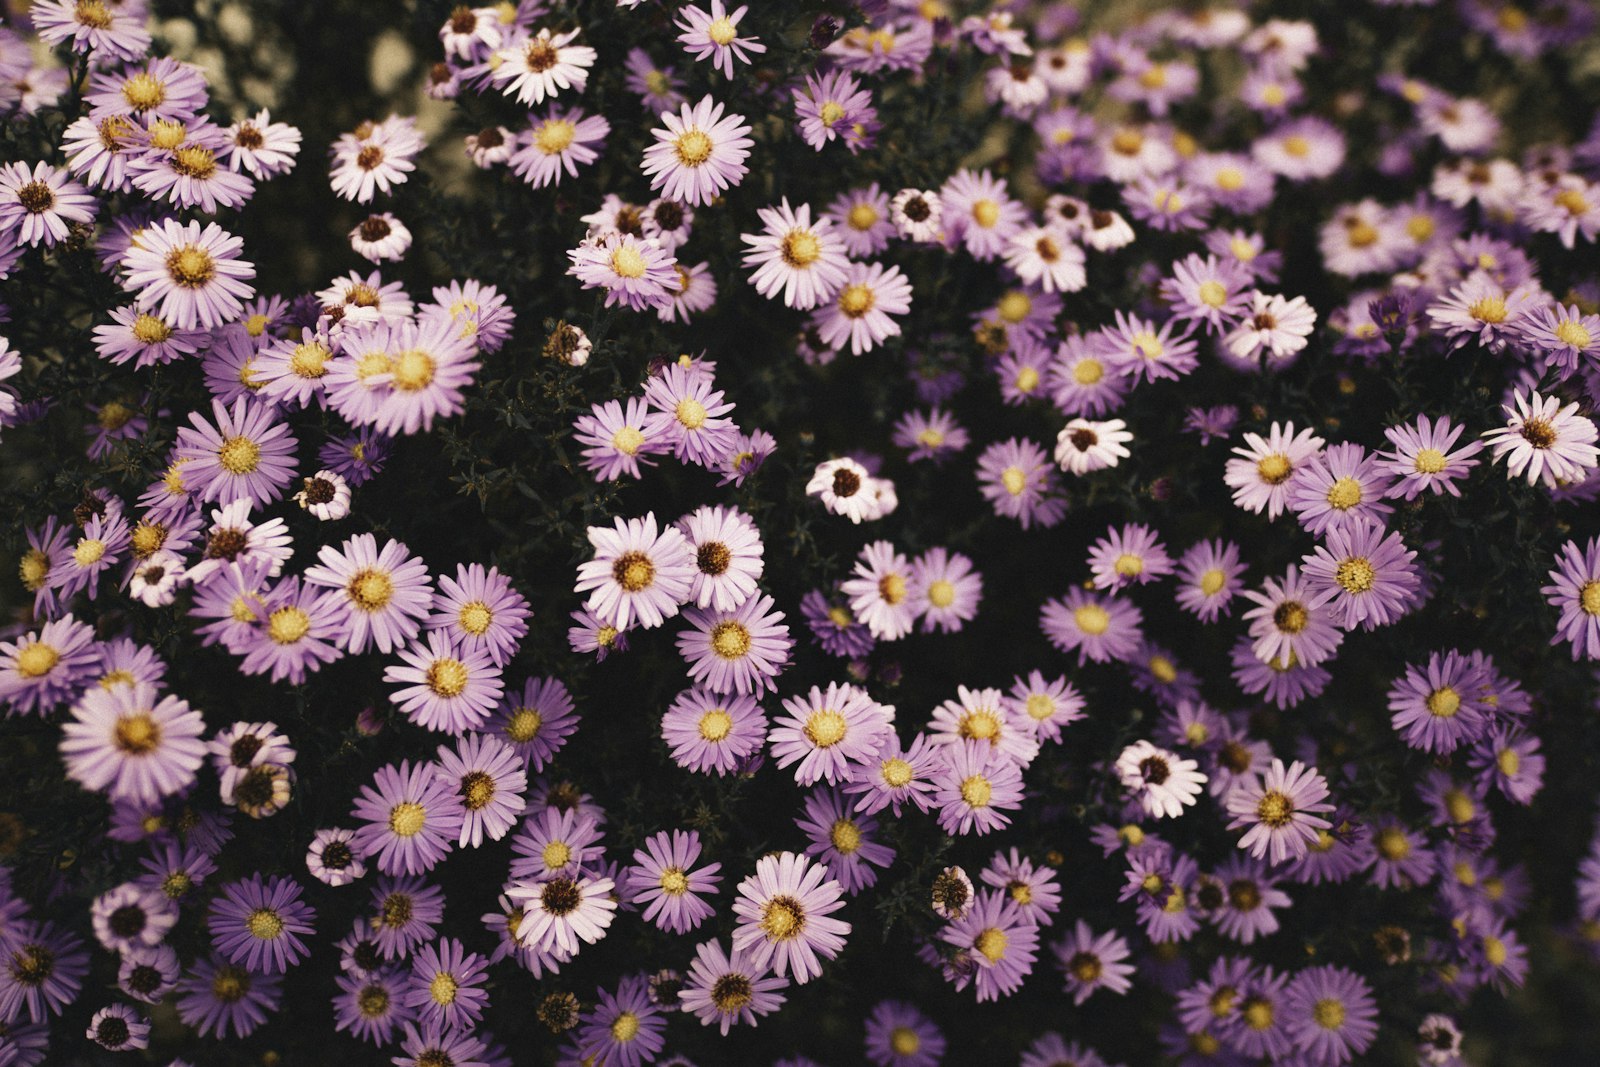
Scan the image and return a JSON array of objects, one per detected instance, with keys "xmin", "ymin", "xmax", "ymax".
[
  {"xmin": 333, "ymin": 966, "xmax": 413, "ymax": 1045},
  {"xmin": 864, "ymin": 999, "xmax": 945, "ymax": 1067},
  {"xmin": 1301, "ymin": 521, "xmax": 1421, "ymax": 630},
  {"xmin": 1053, "ymin": 919, "xmax": 1135, "ymax": 1005},
  {"xmin": 567, "ymin": 231, "xmax": 678, "ymax": 313},
  {"xmin": 662, "ymin": 687, "xmax": 767, "ymax": 776},
  {"xmin": 641, "ymin": 94, "xmax": 753, "ymax": 207},
  {"xmin": 403, "ymin": 938, "xmax": 488, "ymax": 1030},
  {"xmin": 1380, "ymin": 414, "xmax": 1484, "ymax": 499},
  {"xmin": 1282, "ymin": 965, "xmax": 1379, "ymax": 1065},
  {"xmin": 60, "ymin": 681, "xmax": 207, "ymax": 805},
  {"xmin": 86, "ymin": 1003, "xmax": 150, "ymax": 1051},
  {"xmin": 643, "ymin": 362, "xmax": 738, "ymax": 467},
  {"xmin": 369, "ymin": 876, "xmax": 446, "ymax": 960},
  {"xmin": 626, "ymin": 829, "xmax": 723, "ymax": 935},
  {"xmin": 0, "ymin": 614, "xmax": 97, "ymax": 717},
  {"xmin": 384, "ymin": 630, "xmax": 504, "ymax": 735},
  {"xmin": 770, "ymin": 682, "xmax": 894, "ymax": 786},
  {"xmin": 0, "ymin": 160, "xmax": 96, "ymax": 247},
  {"xmin": 1040, "ymin": 586, "xmax": 1144, "ymax": 665},
  {"xmin": 175, "ymin": 398, "xmax": 298, "ymax": 507},
  {"xmin": 91, "ymin": 881, "xmax": 177, "ymax": 953},
  {"xmin": 1241, "ymin": 564, "xmax": 1345, "ymax": 669},
  {"xmin": 578, "ymin": 974, "xmax": 667, "ymax": 1067},
  {"xmin": 574, "ymin": 513, "xmax": 697, "ymax": 631},
  {"xmin": 677, "ymin": 592, "xmax": 792, "ymax": 696},
  {"xmin": 1542, "ymin": 537, "xmax": 1600, "ymax": 660},
  {"xmin": 680, "ymin": 938, "xmax": 788, "ymax": 1035},
  {"xmin": 844, "ymin": 731, "xmax": 941, "ymax": 817},
  {"xmin": 1175, "ymin": 538, "xmax": 1244, "ymax": 622},
  {"xmin": 208, "ymin": 874, "xmax": 316, "ymax": 974},
  {"xmin": 938, "ymin": 890, "xmax": 1038, "ymax": 1001},
  {"xmin": 730, "ymin": 851, "xmax": 850, "ymax": 984},
  {"xmin": 303, "ymin": 533, "xmax": 434, "ymax": 655},
  {"xmin": 1387, "ymin": 650, "xmax": 1491, "ymax": 753},
  {"xmin": 427, "ymin": 562, "xmax": 530, "ymax": 667},
  {"xmin": 121, "ymin": 218, "xmax": 256, "ymax": 330},
  {"xmin": 175, "ymin": 955, "xmax": 280, "ymax": 1038},
  {"xmin": 798, "ymin": 785, "xmax": 896, "ymax": 894},
  {"xmin": 434, "ymin": 733, "xmax": 527, "ymax": 848},
  {"xmin": 678, "ymin": 504, "xmax": 764, "ymax": 612},
  {"xmin": 508, "ymin": 872, "xmax": 617, "ymax": 956},
  {"xmin": 933, "ymin": 740, "xmax": 1026, "ymax": 836},
  {"xmin": 574, "ymin": 397, "xmax": 669, "ymax": 482},
  {"xmin": 1288, "ymin": 442, "xmax": 1396, "ymax": 535},
  {"xmin": 494, "ymin": 676, "xmax": 581, "ymax": 772},
  {"xmin": 976, "ymin": 437, "xmax": 1066, "ymax": 529},
  {"xmin": 236, "ymin": 577, "xmax": 345, "ymax": 685},
  {"xmin": 1225, "ymin": 758, "xmax": 1335, "ymax": 864},
  {"xmin": 800, "ymin": 587, "xmax": 876, "ymax": 659},
  {"xmin": 0, "ymin": 919, "xmax": 89, "ymax": 1023},
  {"xmin": 350, "ymin": 760, "xmax": 464, "ymax": 876},
  {"xmin": 841, "ymin": 540, "xmax": 918, "ymax": 641}
]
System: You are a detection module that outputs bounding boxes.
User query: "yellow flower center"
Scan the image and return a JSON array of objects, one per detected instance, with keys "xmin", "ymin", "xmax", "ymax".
[
  {"xmin": 674, "ymin": 130, "xmax": 713, "ymax": 167},
  {"xmin": 1200, "ymin": 568, "xmax": 1226, "ymax": 595},
  {"xmin": 505, "ymin": 707, "xmax": 542, "ymax": 743},
  {"xmin": 388, "ymin": 802, "xmax": 427, "ymax": 837},
  {"xmin": 1256, "ymin": 790, "xmax": 1294, "ymax": 827},
  {"xmin": 760, "ymin": 897, "xmax": 805, "ymax": 940},
  {"xmin": 1000, "ymin": 466, "xmax": 1027, "ymax": 496},
  {"xmin": 1335, "ymin": 558, "xmax": 1376, "ymax": 593},
  {"xmin": 960, "ymin": 709, "xmax": 1001, "ymax": 740},
  {"xmin": 458, "ymin": 601, "xmax": 493, "ymax": 635},
  {"xmin": 1427, "ymin": 687, "xmax": 1461, "ymax": 718},
  {"xmin": 710, "ymin": 621, "xmax": 751, "ymax": 659},
  {"xmin": 542, "ymin": 841, "xmax": 572, "ymax": 870},
  {"xmin": 347, "ymin": 569, "xmax": 394, "ymax": 611},
  {"xmin": 973, "ymin": 927, "xmax": 1008, "ymax": 961},
  {"xmin": 535, "ymin": 119, "xmax": 575, "ymax": 154},
  {"xmin": 847, "ymin": 203, "xmax": 880, "ymax": 231},
  {"xmin": 391, "ymin": 349, "xmax": 435, "ymax": 392},
  {"xmin": 1555, "ymin": 188, "xmax": 1589, "ymax": 216},
  {"xmin": 611, "ymin": 1012, "xmax": 641, "ymax": 1043},
  {"xmin": 268, "ymin": 607, "xmax": 311, "ymax": 644},
  {"xmin": 926, "ymin": 579, "xmax": 956, "ymax": 608},
  {"xmin": 1257, "ymin": 454, "xmax": 1292, "ymax": 483},
  {"xmin": 1497, "ymin": 748, "xmax": 1521, "ymax": 776},
  {"xmin": 426, "ymin": 659, "xmax": 469, "ymax": 697},
  {"xmin": 676, "ymin": 397, "xmax": 707, "ymax": 429},
  {"xmin": 698, "ymin": 709, "xmax": 732, "ymax": 741},
  {"xmin": 1555, "ymin": 320, "xmax": 1593, "ymax": 348},
  {"xmin": 972, "ymin": 198, "xmax": 1001, "ymax": 228},
  {"xmin": 610, "ymin": 246, "xmax": 648, "ymax": 279},
  {"xmin": 290, "ymin": 342, "xmax": 330, "ymax": 379},
  {"xmin": 114, "ymin": 713, "xmax": 160, "ymax": 753},
  {"xmin": 706, "ymin": 16, "xmax": 737, "ymax": 45},
  {"xmin": 1014, "ymin": 365, "xmax": 1040, "ymax": 393},
  {"xmin": 217, "ymin": 436, "xmax": 261, "ymax": 475},
  {"xmin": 1414, "ymin": 448, "xmax": 1447, "ymax": 474},
  {"xmin": 611, "ymin": 425, "xmax": 645, "ymax": 455},
  {"xmin": 818, "ymin": 101, "xmax": 845, "ymax": 126},
  {"xmin": 781, "ymin": 230, "xmax": 822, "ymax": 267},
  {"xmin": 73, "ymin": 538, "xmax": 106, "ymax": 567},
  {"xmin": 838, "ymin": 283, "xmax": 876, "ymax": 318},
  {"xmin": 960, "ymin": 774, "xmax": 992, "ymax": 807},
  {"xmin": 1579, "ymin": 581, "xmax": 1600, "ymax": 616},
  {"xmin": 429, "ymin": 972, "xmax": 458, "ymax": 1005},
  {"xmin": 1024, "ymin": 694, "xmax": 1055, "ymax": 721},
  {"xmin": 881, "ymin": 758, "xmax": 913, "ymax": 787},
  {"xmin": 890, "ymin": 1028, "xmax": 921, "ymax": 1056},
  {"xmin": 1483, "ymin": 935, "xmax": 1507, "ymax": 966},
  {"xmin": 1469, "ymin": 296, "xmax": 1508, "ymax": 324},
  {"xmin": 166, "ymin": 245, "xmax": 215, "ymax": 287},
  {"xmin": 1149, "ymin": 655, "xmax": 1177, "ymax": 684},
  {"xmin": 246, "ymin": 908, "xmax": 283, "ymax": 940},
  {"xmin": 878, "ymin": 573, "xmax": 907, "ymax": 605},
  {"xmin": 1346, "ymin": 220, "xmax": 1379, "ymax": 248},
  {"xmin": 804, "ymin": 709, "xmax": 848, "ymax": 747},
  {"xmin": 1073, "ymin": 604, "xmax": 1110, "ymax": 635},
  {"xmin": 829, "ymin": 818, "xmax": 862, "ymax": 854},
  {"xmin": 659, "ymin": 867, "xmax": 689, "ymax": 894},
  {"xmin": 1282, "ymin": 135, "xmax": 1310, "ymax": 158},
  {"xmin": 1325, "ymin": 477, "xmax": 1363, "ymax": 510},
  {"xmin": 1114, "ymin": 553, "xmax": 1144, "ymax": 577}
]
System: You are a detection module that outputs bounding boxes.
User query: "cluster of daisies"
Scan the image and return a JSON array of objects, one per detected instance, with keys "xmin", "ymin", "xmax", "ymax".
[{"xmin": 2, "ymin": 0, "xmax": 1600, "ymax": 1066}]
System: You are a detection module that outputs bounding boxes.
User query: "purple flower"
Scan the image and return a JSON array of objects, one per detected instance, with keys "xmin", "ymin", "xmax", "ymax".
[
  {"xmin": 237, "ymin": 577, "xmax": 345, "ymax": 685},
  {"xmin": 933, "ymin": 740, "xmax": 1026, "ymax": 836},
  {"xmin": 493, "ymin": 676, "xmax": 580, "ymax": 771},
  {"xmin": 175, "ymin": 955, "xmax": 280, "ymax": 1038},
  {"xmin": 574, "ymin": 513, "xmax": 696, "ymax": 631},
  {"xmin": 208, "ymin": 874, "xmax": 316, "ymax": 974},
  {"xmin": 304, "ymin": 534, "xmax": 435, "ymax": 655},
  {"xmin": 403, "ymin": 938, "xmax": 488, "ymax": 1030},
  {"xmin": 864, "ymin": 1000, "xmax": 945, "ymax": 1066},
  {"xmin": 677, "ymin": 593, "xmax": 792, "ymax": 696},
  {"xmin": 87, "ymin": 1003, "xmax": 150, "ymax": 1051},
  {"xmin": 0, "ymin": 614, "xmax": 97, "ymax": 717},
  {"xmin": 977, "ymin": 437, "xmax": 1066, "ymax": 529},
  {"xmin": 730, "ymin": 851, "xmax": 850, "ymax": 984},
  {"xmin": 350, "ymin": 760, "xmax": 464, "ymax": 876},
  {"xmin": 1379, "ymin": 414, "xmax": 1483, "ymax": 499},
  {"xmin": 1288, "ymin": 442, "xmax": 1395, "ymax": 535},
  {"xmin": 1175, "ymin": 538, "xmax": 1244, "ymax": 622},
  {"xmin": 0, "ymin": 919, "xmax": 89, "ymax": 1023},
  {"xmin": 798, "ymin": 785, "xmax": 895, "ymax": 894},
  {"xmin": 641, "ymin": 95, "xmax": 753, "ymax": 207},
  {"xmin": 175, "ymin": 397, "xmax": 298, "ymax": 507},
  {"xmin": 122, "ymin": 218, "xmax": 257, "ymax": 330},
  {"xmin": 578, "ymin": 973, "xmax": 667, "ymax": 1067},
  {"xmin": 1225, "ymin": 759, "xmax": 1334, "ymax": 864},
  {"xmin": 1387, "ymin": 650, "xmax": 1491, "ymax": 753},
  {"xmin": 333, "ymin": 966, "xmax": 413, "ymax": 1045},
  {"xmin": 369, "ymin": 876, "xmax": 446, "ymax": 960},
  {"xmin": 1301, "ymin": 521, "xmax": 1420, "ymax": 630},
  {"xmin": 60, "ymin": 681, "xmax": 207, "ymax": 805},
  {"xmin": 434, "ymin": 734, "xmax": 526, "ymax": 848},
  {"xmin": 1040, "ymin": 586, "xmax": 1144, "ymax": 665},
  {"xmin": 385, "ymin": 630, "xmax": 503, "ymax": 735},
  {"xmin": 1542, "ymin": 537, "xmax": 1600, "ymax": 660},
  {"xmin": 0, "ymin": 161, "xmax": 96, "ymax": 247},
  {"xmin": 938, "ymin": 890, "xmax": 1038, "ymax": 1001},
  {"xmin": 770, "ymin": 682, "xmax": 893, "ymax": 786},
  {"xmin": 1282, "ymin": 965, "xmax": 1379, "ymax": 1064},
  {"xmin": 680, "ymin": 939, "xmax": 788, "ymax": 1035},
  {"xmin": 626, "ymin": 829, "xmax": 722, "ymax": 935},
  {"xmin": 1053, "ymin": 919, "xmax": 1134, "ymax": 1004}
]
